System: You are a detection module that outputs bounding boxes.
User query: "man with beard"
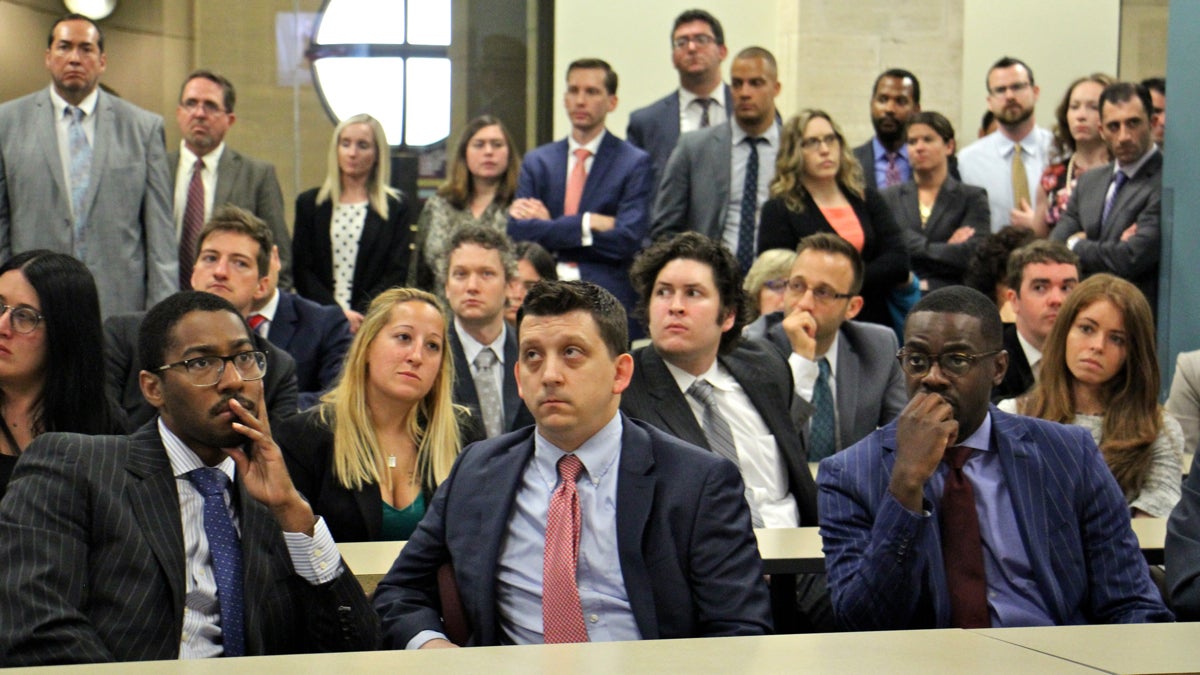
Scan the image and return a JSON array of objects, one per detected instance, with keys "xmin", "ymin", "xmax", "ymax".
[
  {"xmin": 0, "ymin": 291, "xmax": 379, "ymax": 663},
  {"xmin": 958, "ymin": 56, "xmax": 1054, "ymax": 231},
  {"xmin": 852, "ymin": 69, "xmax": 922, "ymax": 190},
  {"xmin": 652, "ymin": 47, "xmax": 782, "ymax": 274}
]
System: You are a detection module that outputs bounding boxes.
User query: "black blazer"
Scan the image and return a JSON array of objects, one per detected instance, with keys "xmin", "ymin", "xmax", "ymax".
[
  {"xmin": 758, "ymin": 185, "xmax": 909, "ymax": 327},
  {"xmin": 293, "ymin": 189, "xmax": 414, "ymax": 313},
  {"xmin": 620, "ymin": 341, "xmax": 818, "ymax": 525},
  {"xmin": 449, "ymin": 327, "xmax": 535, "ymax": 435},
  {"xmin": 993, "ymin": 322, "xmax": 1036, "ymax": 403},
  {"xmin": 880, "ymin": 177, "xmax": 989, "ymax": 291}
]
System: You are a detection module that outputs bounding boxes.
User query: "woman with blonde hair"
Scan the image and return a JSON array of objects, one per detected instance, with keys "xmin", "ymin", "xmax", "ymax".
[
  {"xmin": 294, "ymin": 113, "xmax": 413, "ymax": 332},
  {"xmin": 742, "ymin": 248, "xmax": 794, "ymax": 318},
  {"xmin": 1003, "ymin": 274, "xmax": 1182, "ymax": 517},
  {"xmin": 758, "ymin": 109, "xmax": 909, "ymax": 330},
  {"xmin": 277, "ymin": 287, "xmax": 481, "ymax": 541}
]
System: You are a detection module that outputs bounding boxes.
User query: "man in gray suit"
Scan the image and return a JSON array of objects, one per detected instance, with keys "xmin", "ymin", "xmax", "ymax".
[
  {"xmin": 626, "ymin": 9, "xmax": 732, "ymax": 195},
  {"xmin": 1051, "ymin": 81, "xmax": 1161, "ymax": 308},
  {"xmin": 171, "ymin": 70, "xmax": 291, "ymax": 290},
  {"xmin": 0, "ymin": 14, "xmax": 175, "ymax": 317},
  {"xmin": 746, "ymin": 233, "xmax": 906, "ymax": 458},
  {"xmin": 651, "ymin": 47, "xmax": 782, "ymax": 273}
]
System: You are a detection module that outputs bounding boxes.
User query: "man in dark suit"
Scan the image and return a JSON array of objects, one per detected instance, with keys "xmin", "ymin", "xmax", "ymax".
[
  {"xmin": 0, "ymin": 291, "xmax": 378, "ymax": 664},
  {"xmin": 651, "ymin": 47, "xmax": 781, "ymax": 274},
  {"xmin": 747, "ymin": 234, "xmax": 905, "ymax": 458},
  {"xmin": 819, "ymin": 286, "xmax": 1171, "ymax": 630},
  {"xmin": 106, "ymin": 206, "xmax": 299, "ymax": 427},
  {"xmin": 1050, "ymin": 81, "xmax": 1162, "ymax": 308},
  {"xmin": 992, "ymin": 240, "xmax": 1079, "ymax": 402},
  {"xmin": 444, "ymin": 226, "xmax": 534, "ymax": 438},
  {"xmin": 170, "ymin": 70, "xmax": 291, "ymax": 290},
  {"xmin": 507, "ymin": 58, "xmax": 652, "ymax": 337},
  {"xmin": 374, "ymin": 280, "xmax": 771, "ymax": 648},
  {"xmin": 0, "ymin": 14, "xmax": 176, "ymax": 317},
  {"xmin": 852, "ymin": 69, "xmax": 921, "ymax": 190},
  {"xmin": 626, "ymin": 9, "xmax": 732, "ymax": 196}
]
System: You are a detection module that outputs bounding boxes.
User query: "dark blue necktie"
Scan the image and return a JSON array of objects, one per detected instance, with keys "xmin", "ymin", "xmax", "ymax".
[
  {"xmin": 1102, "ymin": 170, "xmax": 1129, "ymax": 224},
  {"xmin": 186, "ymin": 468, "xmax": 245, "ymax": 657},
  {"xmin": 738, "ymin": 137, "xmax": 764, "ymax": 274},
  {"xmin": 810, "ymin": 358, "xmax": 837, "ymax": 460}
]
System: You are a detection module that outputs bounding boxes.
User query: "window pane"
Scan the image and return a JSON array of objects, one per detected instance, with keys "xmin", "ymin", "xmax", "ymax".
[
  {"xmin": 312, "ymin": 57, "xmax": 405, "ymax": 146},
  {"xmin": 408, "ymin": 0, "xmax": 451, "ymax": 46},
  {"xmin": 315, "ymin": 0, "xmax": 406, "ymax": 45},
  {"xmin": 405, "ymin": 58, "xmax": 451, "ymax": 146}
]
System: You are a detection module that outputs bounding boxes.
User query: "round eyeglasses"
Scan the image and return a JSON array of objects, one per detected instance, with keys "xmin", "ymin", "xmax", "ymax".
[{"xmin": 0, "ymin": 304, "xmax": 44, "ymax": 334}]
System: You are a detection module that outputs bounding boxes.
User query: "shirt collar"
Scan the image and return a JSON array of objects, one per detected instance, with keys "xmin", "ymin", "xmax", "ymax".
[
  {"xmin": 678, "ymin": 83, "xmax": 726, "ymax": 110},
  {"xmin": 731, "ymin": 118, "xmax": 780, "ymax": 148},
  {"xmin": 180, "ymin": 139, "xmax": 226, "ymax": 168},
  {"xmin": 455, "ymin": 317, "xmax": 507, "ymax": 365},
  {"xmin": 872, "ymin": 136, "xmax": 909, "ymax": 161},
  {"xmin": 1114, "ymin": 145, "xmax": 1159, "ymax": 178},
  {"xmin": 48, "ymin": 84, "xmax": 99, "ymax": 118},
  {"xmin": 1015, "ymin": 328, "xmax": 1042, "ymax": 371},
  {"xmin": 255, "ymin": 288, "xmax": 281, "ymax": 323},
  {"xmin": 820, "ymin": 330, "xmax": 843, "ymax": 375},
  {"xmin": 158, "ymin": 417, "xmax": 236, "ymax": 481},
  {"xmin": 661, "ymin": 355, "xmax": 733, "ymax": 394},
  {"xmin": 533, "ymin": 411, "xmax": 622, "ymax": 488},
  {"xmin": 568, "ymin": 129, "xmax": 606, "ymax": 157},
  {"xmin": 958, "ymin": 411, "xmax": 993, "ymax": 453}
]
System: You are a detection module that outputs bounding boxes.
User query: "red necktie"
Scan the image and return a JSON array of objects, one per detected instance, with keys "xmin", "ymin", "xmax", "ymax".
[
  {"xmin": 247, "ymin": 314, "xmax": 267, "ymax": 333},
  {"xmin": 542, "ymin": 453, "xmax": 589, "ymax": 643},
  {"xmin": 940, "ymin": 446, "xmax": 991, "ymax": 628},
  {"xmin": 179, "ymin": 158, "xmax": 206, "ymax": 289},
  {"xmin": 563, "ymin": 149, "xmax": 590, "ymax": 217}
]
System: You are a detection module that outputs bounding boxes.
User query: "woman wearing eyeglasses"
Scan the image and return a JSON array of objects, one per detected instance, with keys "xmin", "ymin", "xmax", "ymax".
[
  {"xmin": 742, "ymin": 248, "xmax": 794, "ymax": 319},
  {"xmin": 880, "ymin": 112, "xmax": 989, "ymax": 292},
  {"xmin": 275, "ymin": 287, "xmax": 481, "ymax": 542},
  {"xmin": 759, "ymin": 109, "xmax": 909, "ymax": 330},
  {"xmin": 1000, "ymin": 274, "xmax": 1182, "ymax": 517},
  {"xmin": 0, "ymin": 250, "xmax": 125, "ymax": 499}
]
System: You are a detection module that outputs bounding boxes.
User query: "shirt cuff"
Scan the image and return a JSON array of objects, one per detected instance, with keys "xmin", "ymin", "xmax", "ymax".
[
  {"xmin": 407, "ymin": 630, "xmax": 451, "ymax": 650},
  {"xmin": 789, "ymin": 352, "xmax": 819, "ymax": 401},
  {"xmin": 282, "ymin": 516, "xmax": 343, "ymax": 585},
  {"xmin": 1067, "ymin": 235, "xmax": 1080, "ymax": 251},
  {"xmin": 581, "ymin": 213, "xmax": 593, "ymax": 246}
]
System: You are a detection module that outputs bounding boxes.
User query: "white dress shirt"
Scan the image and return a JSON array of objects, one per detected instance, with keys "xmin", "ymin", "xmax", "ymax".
[
  {"xmin": 957, "ymin": 126, "xmax": 1054, "ymax": 231},
  {"xmin": 724, "ymin": 122, "xmax": 779, "ymax": 256},
  {"xmin": 789, "ymin": 332, "xmax": 842, "ymax": 446},
  {"xmin": 455, "ymin": 318, "xmax": 507, "ymax": 412},
  {"xmin": 678, "ymin": 83, "xmax": 727, "ymax": 133}
]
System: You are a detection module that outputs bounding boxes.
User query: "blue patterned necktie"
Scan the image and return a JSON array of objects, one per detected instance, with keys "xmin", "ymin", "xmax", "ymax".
[
  {"xmin": 66, "ymin": 106, "xmax": 93, "ymax": 258},
  {"xmin": 1102, "ymin": 170, "xmax": 1129, "ymax": 224},
  {"xmin": 186, "ymin": 468, "xmax": 245, "ymax": 657},
  {"xmin": 810, "ymin": 357, "xmax": 837, "ymax": 461},
  {"xmin": 738, "ymin": 137, "xmax": 764, "ymax": 274}
]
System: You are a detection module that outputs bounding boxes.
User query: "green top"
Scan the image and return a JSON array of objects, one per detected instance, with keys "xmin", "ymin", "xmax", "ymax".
[{"xmin": 380, "ymin": 492, "xmax": 427, "ymax": 541}]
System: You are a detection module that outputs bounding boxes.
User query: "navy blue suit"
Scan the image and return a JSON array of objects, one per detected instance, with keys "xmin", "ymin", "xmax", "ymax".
[
  {"xmin": 373, "ymin": 415, "xmax": 772, "ymax": 646},
  {"xmin": 626, "ymin": 86, "xmax": 734, "ymax": 195},
  {"xmin": 818, "ymin": 406, "xmax": 1172, "ymax": 630},
  {"xmin": 507, "ymin": 132, "xmax": 653, "ymax": 338},
  {"xmin": 265, "ymin": 291, "xmax": 352, "ymax": 410}
]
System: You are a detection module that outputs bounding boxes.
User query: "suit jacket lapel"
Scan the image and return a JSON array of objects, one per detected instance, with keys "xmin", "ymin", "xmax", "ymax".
[
  {"xmin": 214, "ymin": 149, "xmax": 239, "ymax": 208},
  {"xmin": 713, "ymin": 126, "xmax": 732, "ymax": 235},
  {"xmin": 81, "ymin": 90, "xmax": 114, "ymax": 221},
  {"xmin": 926, "ymin": 181, "xmax": 955, "ymax": 238},
  {"xmin": 34, "ymin": 91, "xmax": 70, "ymax": 216},
  {"xmin": 546, "ymin": 140, "xmax": 570, "ymax": 216},
  {"xmin": 269, "ymin": 291, "xmax": 299, "ymax": 351},
  {"xmin": 1106, "ymin": 151, "xmax": 1161, "ymax": 233},
  {"xmin": 835, "ymin": 332, "xmax": 859, "ymax": 450},
  {"xmin": 472, "ymin": 436, "xmax": 533, "ymax": 643},
  {"xmin": 639, "ymin": 348, "xmax": 707, "ymax": 447},
  {"xmin": 502, "ymin": 329, "xmax": 522, "ymax": 430},
  {"xmin": 353, "ymin": 205, "xmax": 386, "ymax": 290},
  {"xmin": 614, "ymin": 417, "xmax": 659, "ymax": 638},
  {"xmin": 124, "ymin": 425, "xmax": 187, "ymax": 630},
  {"xmin": 579, "ymin": 133, "xmax": 619, "ymax": 213},
  {"xmin": 237, "ymin": 477, "xmax": 281, "ymax": 655},
  {"xmin": 450, "ymin": 330, "xmax": 479, "ymax": 409}
]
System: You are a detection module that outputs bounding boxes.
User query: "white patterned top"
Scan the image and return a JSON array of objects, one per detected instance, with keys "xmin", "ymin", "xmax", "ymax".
[{"xmin": 330, "ymin": 201, "xmax": 368, "ymax": 310}]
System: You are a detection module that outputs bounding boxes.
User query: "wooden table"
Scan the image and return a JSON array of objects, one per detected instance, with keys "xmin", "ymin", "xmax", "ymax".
[
  {"xmin": 1131, "ymin": 516, "xmax": 1166, "ymax": 565},
  {"xmin": 973, "ymin": 622, "xmax": 1200, "ymax": 674}
]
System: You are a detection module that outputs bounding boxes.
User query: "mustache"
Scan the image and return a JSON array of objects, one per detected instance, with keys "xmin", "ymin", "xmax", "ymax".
[{"xmin": 210, "ymin": 394, "xmax": 256, "ymax": 418}]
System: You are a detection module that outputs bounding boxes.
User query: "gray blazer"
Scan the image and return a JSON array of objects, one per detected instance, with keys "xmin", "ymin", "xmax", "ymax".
[
  {"xmin": 880, "ymin": 177, "xmax": 989, "ymax": 290},
  {"xmin": 0, "ymin": 87, "xmax": 176, "ymax": 316},
  {"xmin": 852, "ymin": 140, "xmax": 878, "ymax": 189},
  {"xmin": 626, "ymin": 85, "xmax": 734, "ymax": 196},
  {"xmin": 650, "ymin": 121, "xmax": 733, "ymax": 241},
  {"xmin": 168, "ymin": 146, "xmax": 292, "ymax": 289}
]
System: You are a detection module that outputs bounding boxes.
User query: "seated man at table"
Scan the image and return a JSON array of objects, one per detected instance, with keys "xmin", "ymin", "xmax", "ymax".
[
  {"xmin": 1166, "ymin": 453, "xmax": 1200, "ymax": 619},
  {"xmin": 818, "ymin": 285, "xmax": 1171, "ymax": 631},
  {"xmin": 0, "ymin": 292, "xmax": 379, "ymax": 664},
  {"xmin": 373, "ymin": 280, "xmax": 772, "ymax": 647}
]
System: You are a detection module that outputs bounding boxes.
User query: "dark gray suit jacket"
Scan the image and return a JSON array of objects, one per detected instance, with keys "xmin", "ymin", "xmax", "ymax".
[
  {"xmin": 1050, "ymin": 151, "xmax": 1162, "ymax": 306},
  {"xmin": 651, "ymin": 121, "xmax": 733, "ymax": 241},
  {"xmin": 620, "ymin": 341, "xmax": 818, "ymax": 525},
  {"xmin": 0, "ymin": 424, "xmax": 379, "ymax": 664},
  {"xmin": 169, "ymin": 146, "xmax": 292, "ymax": 289},
  {"xmin": 880, "ymin": 177, "xmax": 989, "ymax": 290},
  {"xmin": 0, "ymin": 88, "xmax": 176, "ymax": 316},
  {"xmin": 852, "ymin": 140, "xmax": 879, "ymax": 189},
  {"xmin": 627, "ymin": 85, "xmax": 734, "ymax": 196}
]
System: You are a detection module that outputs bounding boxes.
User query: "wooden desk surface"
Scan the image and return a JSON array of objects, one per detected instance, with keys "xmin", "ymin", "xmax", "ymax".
[
  {"xmin": 4, "ymin": 629, "xmax": 1100, "ymax": 675},
  {"xmin": 973, "ymin": 622, "xmax": 1200, "ymax": 674},
  {"xmin": 1131, "ymin": 517, "xmax": 1167, "ymax": 565}
]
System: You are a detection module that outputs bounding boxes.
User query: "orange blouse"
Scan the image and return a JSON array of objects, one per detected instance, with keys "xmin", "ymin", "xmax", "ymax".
[{"xmin": 818, "ymin": 206, "xmax": 865, "ymax": 251}]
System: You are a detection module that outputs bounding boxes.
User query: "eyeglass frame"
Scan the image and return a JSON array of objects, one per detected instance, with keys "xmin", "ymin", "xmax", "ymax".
[
  {"xmin": 785, "ymin": 278, "xmax": 855, "ymax": 304},
  {"xmin": 179, "ymin": 99, "xmax": 227, "ymax": 116},
  {"xmin": 761, "ymin": 278, "xmax": 789, "ymax": 293},
  {"xmin": 895, "ymin": 348, "xmax": 1003, "ymax": 378},
  {"xmin": 672, "ymin": 34, "xmax": 717, "ymax": 49},
  {"xmin": 988, "ymin": 81, "xmax": 1031, "ymax": 98},
  {"xmin": 154, "ymin": 350, "xmax": 269, "ymax": 387},
  {"xmin": 799, "ymin": 133, "xmax": 841, "ymax": 151},
  {"xmin": 0, "ymin": 304, "xmax": 45, "ymax": 334}
]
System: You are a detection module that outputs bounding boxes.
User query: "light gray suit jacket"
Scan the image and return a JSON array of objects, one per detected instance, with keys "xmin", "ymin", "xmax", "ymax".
[
  {"xmin": 0, "ymin": 87, "xmax": 176, "ymax": 316},
  {"xmin": 650, "ymin": 121, "xmax": 732, "ymax": 241},
  {"xmin": 168, "ymin": 146, "xmax": 292, "ymax": 289}
]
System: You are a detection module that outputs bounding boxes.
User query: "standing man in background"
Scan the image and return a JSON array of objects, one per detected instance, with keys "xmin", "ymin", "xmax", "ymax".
[{"xmin": 852, "ymin": 69, "xmax": 922, "ymax": 190}]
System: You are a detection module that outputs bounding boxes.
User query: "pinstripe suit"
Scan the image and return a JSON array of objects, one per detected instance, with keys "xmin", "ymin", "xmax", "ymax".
[
  {"xmin": 817, "ymin": 406, "xmax": 1172, "ymax": 631},
  {"xmin": 0, "ymin": 424, "xmax": 379, "ymax": 665}
]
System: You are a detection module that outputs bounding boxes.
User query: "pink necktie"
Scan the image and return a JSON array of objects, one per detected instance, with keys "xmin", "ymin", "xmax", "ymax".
[
  {"xmin": 542, "ymin": 453, "xmax": 589, "ymax": 643},
  {"xmin": 179, "ymin": 158, "xmax": 205, "ymax": 289},
  {"xmin": 563, "ymin": 149, "xmax": 591, "ymax": 217}
]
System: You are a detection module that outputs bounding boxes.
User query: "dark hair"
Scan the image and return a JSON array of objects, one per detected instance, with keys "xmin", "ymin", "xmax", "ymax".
[
  {"xmin": 629, "ymin": 232, "xmax": 749, "ymax": 356},
  {"xmin": 963, "ymin": 226, "xmax": 1036, "ymax": 304},
  {"xmin": 1099, "ymin": 82, "xmax": 1154, "ymax": 123},
  {"xmin": 48, "ymin": 13, "xmax": 104, "ymax": 52},
  {"xmin": 795, "ymin": 233, "xmax": 865, "ymax": 294},
  {"xmin": 445, "ymin": 225, "xmax": 516, "ymax": 281},
  {"xmin": 0, "ymin": 250, "xmax": 115, "ymax": 437},
  {"xmin": 980, "ymin": 110, "xmax": 996, "ymax": 134},
  {"xmin": 734, "ymin": 46, "xmax": 778, "ymax": 78},
  {"xmin": 1005, "ymin": 240, "xmax": 1080, "ymax": 294},
  {"xmin": 140, "ymin": 291, "xmax": 246, "ymax": 373},
  {"xmin": 873, "ymin": 68, "xmax": 921, "ymax": 106},
  {"xmin": 518, "ymin": 281, "xmax": 628, "ymax": 358},
  {"xmin": 1050, "ymin": 73, "xmax": 1115, "ymax": 161},
  {"xmin": 987, "ymin": 56, "xmax": 1035, "ymax": 90},
  {"xmin": 513, "ymin": 241, "xmax": 558, "ymax": 281},
  {"xmin": 180, "ymin": 69, "xmax": 236, "ymax": 113},
  {"xmin": 437, "ymin": 115, "xmax": 520, "ymax": 210},
  {"xmin": 567, "ymin": 58, "xmax": 618, "ymax": 95},
  {"xmin": 197, "ymin": 205, "xmax": 273, "ymax": 277},
  {"xmin": 909, "ymin": 286, "xmax": 1003, "ymax": 351},
  {"xmin": 1141, "ymin": 77, "xmax": 1165, "ymax": 96},
  {"xmin": 672, "ymin": 9, "xmax": 725, "ymax": 45},
  {"xmin": 907, "ymin": 110, "xmax": 955, "ymax": 144}
]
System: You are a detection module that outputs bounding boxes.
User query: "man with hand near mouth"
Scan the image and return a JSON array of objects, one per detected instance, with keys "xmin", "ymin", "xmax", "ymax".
[
  {"xmin": 0, "ymin": 291, "xmax": 379, "ymax": 664},
  {"xmin": 818, "ymin": 285, "xmax": 1171, "ymax": 631}
]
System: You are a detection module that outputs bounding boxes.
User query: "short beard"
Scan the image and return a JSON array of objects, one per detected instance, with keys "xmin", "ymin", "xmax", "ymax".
[{"xmin": 997, "ymin": 105, "xmax": 1034, "ymax": 128}]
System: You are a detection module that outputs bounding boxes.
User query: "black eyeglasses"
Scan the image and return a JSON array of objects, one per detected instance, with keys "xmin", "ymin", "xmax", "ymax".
[
  {"xmin": 896, "ymin": 349, "xmax": 1002, "ymax": 378},
  {"xmin": 155, "ymin": 350, "xmax": 268, "ymax": 387},
  {"xmin": 762, "ymin": 278, "xmax": 788, "ymax": 293},
  {"xmin": 672, "ymin": 35, "xmax": 716, "ymax": 49},
  {"xmin": 180, "ymin": 99, "xmax": 226, "ymax": 115},
  {"xmin": 989, "ymin": 81, "xmax": 1031, "ymax": 97},
  {"xmin": 0, "ymin": 304, "xmax": 44, "ymax": 334},
  {"xmin": 786, "ymin": 279, "xmax": 854, "ymax": 304}
]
